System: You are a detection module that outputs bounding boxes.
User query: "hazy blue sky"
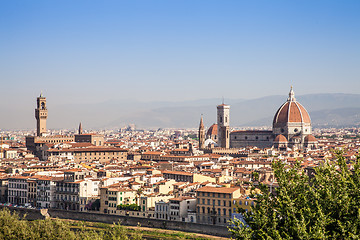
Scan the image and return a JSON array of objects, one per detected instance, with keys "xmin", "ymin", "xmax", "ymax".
[{"xmin": 1, "ymin": 0, "xmax": 359, "ymax": 106}]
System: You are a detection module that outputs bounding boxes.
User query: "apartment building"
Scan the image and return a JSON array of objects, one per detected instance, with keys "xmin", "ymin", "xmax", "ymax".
[
  {"xmin": 163, "ymin": 170, "xmax": 216, "ymax": 183},
  {"xmin": 231, "ymin": 196, "xmax": 255, "ymax": 214},
  {"xmin": 99, "ymin": 186, "xmax": 136, "ymax": 214},
  {"xmin": 48, "ymin": 147, "xmax": 128, "ymax": 163},
  {"xmin": 27, "ymin": 178, "xmax": 37, "ymax": 207},
  {"xmin": 155, "ymin": 200, "xmax": 169, "ymax": 220},
  {"xmin": 196, "ymin": 186, "xmax": 241, "ymax": 226},
  {"xmin": 54, "ymin": 170, "xmax": 100, "ymax": 211},
  {"xmin": 153, "ymin": 179, "xmax": 176, "ymax": 195},
  {"xmin": 169, "ymin": 196, "xmax": 196, "ymax": 222},
  {"xmin": 36, "ymin": 176, "xmax": 58, "ymax": 208},
  {"xmin": 0, "ymin": 177, "xmax": 8, "ymax": 203},
  {"xmin": 8, "ymin": 176, "xmax": 28, "ymax": 205}
]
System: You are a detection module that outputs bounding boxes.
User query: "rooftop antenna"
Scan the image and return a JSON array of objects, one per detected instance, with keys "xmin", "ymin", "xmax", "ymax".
[{"xmin": 222, "ymin": 96, "xmax": 224, "ymax": 104}]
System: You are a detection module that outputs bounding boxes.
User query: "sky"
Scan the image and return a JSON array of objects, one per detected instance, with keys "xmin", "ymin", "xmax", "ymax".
[{"xmin": 1, "ymin": 0, "xmax": 360, "ymax": 107}]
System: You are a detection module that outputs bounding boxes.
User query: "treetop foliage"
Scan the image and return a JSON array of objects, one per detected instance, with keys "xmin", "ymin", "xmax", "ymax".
[
  {"xmin": 230, "ymin": 151, "xmax": 360, "ymax": 239},
  {"xmin": 0, "ymin": 208, "xmax": 142, "ymax": 240}
]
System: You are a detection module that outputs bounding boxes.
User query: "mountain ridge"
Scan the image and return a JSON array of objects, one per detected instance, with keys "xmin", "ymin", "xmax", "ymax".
[{"xmin": 1, "ymin": 93, "xmax": 360, "ymax": 130}]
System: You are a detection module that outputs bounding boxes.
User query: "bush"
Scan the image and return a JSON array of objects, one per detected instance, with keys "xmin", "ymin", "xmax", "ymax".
[{"xmin": 117, "ymin": 204, "xmax": 141, "ymax": 211}]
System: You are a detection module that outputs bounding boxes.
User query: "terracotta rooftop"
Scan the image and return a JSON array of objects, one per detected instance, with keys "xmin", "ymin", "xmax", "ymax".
[{"xmin": 196, "ymin": 186, "xmax": 240, "ymax": 194}]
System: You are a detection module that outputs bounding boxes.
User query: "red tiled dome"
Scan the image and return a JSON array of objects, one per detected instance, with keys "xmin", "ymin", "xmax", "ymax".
[
  {"xmin": 274, "ymin": 134, "xmax": 288, "ymax": 143},
  {"xmin": 273, "ymin": 88, "xmax": 311, "ymax": 125},
  {"xmin": 206, "ymin": 124, "xmax": 218, "ymax": 136},
  {"xmin": 304, "ymin": 135, "xmax": 317, "ymax": 142}
]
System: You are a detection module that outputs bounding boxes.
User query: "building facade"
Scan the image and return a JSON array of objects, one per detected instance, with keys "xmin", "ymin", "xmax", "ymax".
[{"xmin": 196, "ymin": 186, "xmax": 241, "ymax": 226}]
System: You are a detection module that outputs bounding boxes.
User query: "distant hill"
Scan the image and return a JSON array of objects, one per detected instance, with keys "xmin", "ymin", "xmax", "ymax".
[
  {"xmin": 1, "ymin": 93, "xmax": 360, "ymax": 130},
  {"xmin": 99, "ymin": 93, "xmax": 360, "ymax": 129}
]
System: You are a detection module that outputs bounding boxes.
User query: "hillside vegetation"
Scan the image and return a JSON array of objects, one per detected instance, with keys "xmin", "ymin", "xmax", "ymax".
[{"xmin": 0, "ymin": 208, "xmax": 217, "ymax": 240}]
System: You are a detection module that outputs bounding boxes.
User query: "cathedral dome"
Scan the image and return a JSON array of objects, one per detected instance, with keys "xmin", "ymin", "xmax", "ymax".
[
  {"xmin": 304, "ymin": 135, "xmax": 317, "ymax": 142},
  {"xmin": 273, "ymin": 87, "xmax": 311, "ymax": 126},
  {"xmin": 206, "ymin": 124, "xmax": 218, "ymax": 137},
  {"xmin": 274, "ymin": 134, "xmax": 288, "ymax": 143}
]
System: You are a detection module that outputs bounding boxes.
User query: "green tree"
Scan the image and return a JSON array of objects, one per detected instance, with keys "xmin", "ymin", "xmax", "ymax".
[
  {"xmin": 0, "ymin": 208, "xmax": 143, "ymax": 239},
  {"xmin": 230, "ymin": 151, "xmax": 360, "ymax": 239}
]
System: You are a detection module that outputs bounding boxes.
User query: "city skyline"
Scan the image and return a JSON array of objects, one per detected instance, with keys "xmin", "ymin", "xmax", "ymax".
[
  {"xmin": 1, "ymin": 1, "xmax": 359, "ymax": 106},
  {"xmin": 0, "ymin": 1, "xmax": 360, "ymax": 232}
]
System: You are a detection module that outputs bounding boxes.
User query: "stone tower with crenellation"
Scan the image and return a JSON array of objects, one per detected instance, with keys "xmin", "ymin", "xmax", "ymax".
[{"xmin": 35, "ymin": 93, "xmax": 48, "ymax": 136}]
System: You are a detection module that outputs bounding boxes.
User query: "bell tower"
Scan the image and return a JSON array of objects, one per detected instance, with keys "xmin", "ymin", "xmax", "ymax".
[
  {"xmin": 217, "ymin": 103, "xmax": 230, "ymax": 148},
  {"xmin": 198, "ymin": 115, "xmax": 205, "ymax": 149},
  {"xmin": 35, "ymin": 93, "xmax": 48, "ymax": 136}
]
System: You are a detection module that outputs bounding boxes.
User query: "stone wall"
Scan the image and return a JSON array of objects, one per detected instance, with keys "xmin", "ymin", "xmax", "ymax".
[
  {"xmin": 0, "ymin": 206, "xmax": 231, "ymax": 237},
  {"xmin": 0, "ymin": 206, "xmax": 47, "ymax": 220},
  {"xmin": 48, "ymin": 209, "xmax": 231, "ymax": 237}
]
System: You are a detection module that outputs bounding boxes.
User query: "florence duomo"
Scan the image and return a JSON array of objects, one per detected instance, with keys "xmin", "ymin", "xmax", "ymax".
[{"xmin": 198, "ymin": 87, "xmax": 318, "ymax": 151}]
